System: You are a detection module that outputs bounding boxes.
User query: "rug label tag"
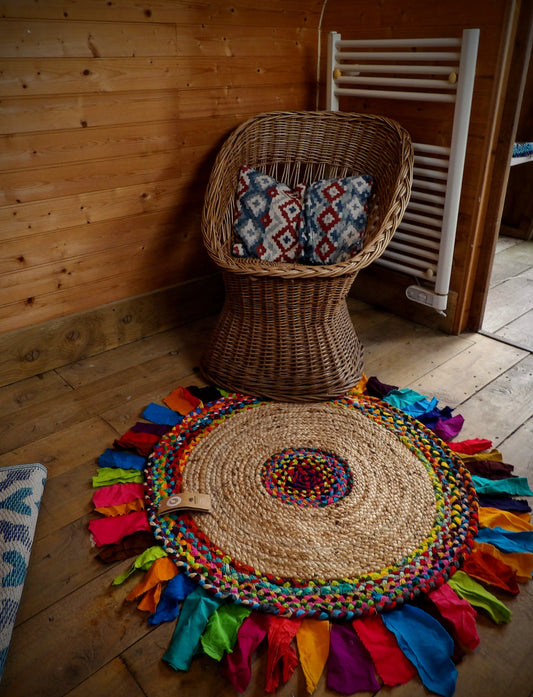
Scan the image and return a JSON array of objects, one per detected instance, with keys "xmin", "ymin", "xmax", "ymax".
[{"xmin": 158, "ymin": 492, "xmax": 211, "ymax": 515}]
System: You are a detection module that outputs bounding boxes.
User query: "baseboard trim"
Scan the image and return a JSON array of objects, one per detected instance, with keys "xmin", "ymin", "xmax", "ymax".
[{"xmin": 0, "ymin": 274, "xmax": 224, "ymax": 388}]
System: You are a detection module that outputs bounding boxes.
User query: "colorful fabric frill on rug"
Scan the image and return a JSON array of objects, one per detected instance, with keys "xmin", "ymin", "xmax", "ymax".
[{"xmin": 88, "ymin": 378, "xmax": 533, "ymax": 697}]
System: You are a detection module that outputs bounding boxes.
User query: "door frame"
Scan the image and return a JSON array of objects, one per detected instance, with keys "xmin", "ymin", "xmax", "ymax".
[{"xmin": 465, "ymin": 0, "xmax": 533, "ymax": 332}]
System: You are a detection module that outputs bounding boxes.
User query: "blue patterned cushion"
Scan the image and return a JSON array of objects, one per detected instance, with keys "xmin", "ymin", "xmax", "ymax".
[
  {"xmin": 302, "ymin": 175, "xmax": 374, "ymax": 264},
  {"xmin": 232, "ymin": 166, "xmax": 306, "ymax": 262}
]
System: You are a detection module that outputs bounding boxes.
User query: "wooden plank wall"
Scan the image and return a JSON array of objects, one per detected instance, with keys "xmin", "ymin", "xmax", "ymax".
[
  {"xmin": 319, "ymin": 0, "xmax": 517, "ymax": 333},
  {"xmin": 0, "ymin": 0, "xmax": 521, "ymax": 386},
  {"xmin": 0, "ymin": 0, "xmax": 322, "ymax": 341}
]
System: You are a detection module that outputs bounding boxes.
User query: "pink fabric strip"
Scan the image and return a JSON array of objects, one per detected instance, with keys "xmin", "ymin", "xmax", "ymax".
[
  {"xmin": 221, "ymin": 613, "xmax": 272, "ymax": 693},
  {"xmin": 92, "ymin": 482, "xmax": 145, "ymax": 508}
]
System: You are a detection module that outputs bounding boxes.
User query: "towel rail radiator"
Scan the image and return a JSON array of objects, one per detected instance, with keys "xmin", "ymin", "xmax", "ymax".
[{"xmin": 327, "ymin": 29, "xmax": 479, "ymax": 313}]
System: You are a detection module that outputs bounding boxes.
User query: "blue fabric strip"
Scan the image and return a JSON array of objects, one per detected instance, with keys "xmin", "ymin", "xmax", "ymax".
[
  {"xmin": 149, "ymin": 572, "xmax": 198, "ymax": 626},
  {"xmin": 475, "ymin": 527, "xmax": 533, "ymax": 554},
  {"xmin": 383, "ymin": 388, "xmax": 438, "ymax": 418},
  {"xmin": 471, "ymin": 475, "xmax": 533, "ymax": 497},
  {"xmin": 98, "ymin": 448, "xmax": 146, "ymax": 471},
  {"xmin": 141, "ymin": 403, "xmax": 183, "ymax": 426},
  {"xmin": 381, "ymin": 605, "xmax": 457, "ymax": 697}
]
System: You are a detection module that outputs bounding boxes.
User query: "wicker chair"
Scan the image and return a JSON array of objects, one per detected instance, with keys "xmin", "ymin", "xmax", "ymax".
[{"xmin": 201, "ymin": 111, "xmax": 413, "ymax": 402}]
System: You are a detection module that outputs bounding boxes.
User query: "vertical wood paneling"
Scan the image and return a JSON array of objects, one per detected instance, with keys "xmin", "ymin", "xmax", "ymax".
[{"xmin": 0, "ymin": 0, "xmax": 322, "ymax": 334}]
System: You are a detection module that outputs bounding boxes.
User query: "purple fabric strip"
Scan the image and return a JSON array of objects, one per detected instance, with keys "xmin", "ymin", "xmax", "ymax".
[
  {"xmin": 432, "ymin": 414, "xmax": 465, "ymax": 441},
  {"xmin": 478, "ymin": 496, "xmax": 531, "ymax": 513},
  {"xmin": 365, "ymin": 376, "xmax": 398, "ymax": 399},
  {"xmin": 130, "ymin": 421, "xmax": 172, "ymax": 436},
  {"xmin": 326, "ymin": 623, "xmax": 380, "ymax": 694}
]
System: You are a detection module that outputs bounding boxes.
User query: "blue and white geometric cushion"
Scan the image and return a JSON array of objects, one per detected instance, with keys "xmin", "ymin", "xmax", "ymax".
[{"xmin": 302, "ymin": 175, "xmax": 374, "ymax": 264}]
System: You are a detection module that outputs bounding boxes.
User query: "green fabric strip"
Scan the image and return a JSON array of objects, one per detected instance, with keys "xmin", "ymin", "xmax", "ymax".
[
  {"xmin": 200, "ymin": 603, "xmax": 252, "ymax": 661},
  {"xmin": 448, "ymin": 570, "xmax": 511, "ymax": 624},
  {"xmin": 112, "ymin": 546, "xmax": 168, "ymax": 586},
  {"xmin": 92, "ymin": 467, "xmax": 144, "ymax": 487}
]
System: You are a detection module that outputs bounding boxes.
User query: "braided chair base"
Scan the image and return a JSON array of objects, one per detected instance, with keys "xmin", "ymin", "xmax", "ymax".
[{"xmin": 201, "ymin": 271, "xmax": 364, "ymax": 402}]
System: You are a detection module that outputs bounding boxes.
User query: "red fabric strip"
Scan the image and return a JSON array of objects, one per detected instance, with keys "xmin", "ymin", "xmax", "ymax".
[
  {"xmin": 428, "ymin": 583, "xmax": 479, "ymax": 649},
  {"xmin": 88, "ymin": 510, "xmax": 150, "ymax": 546},
  {"xmin": 265, "ymin": 617, "xmax": 302, "ymax": 692},
  {"xmin": 462, "ymin": 549, "xmax": 520, "ymax": 594},
  {"xmin": 353, "ymin": 614, "xmax": 416, "ymax": 686},
  {"xmin": 447, "ymin": 438, "xmax": 492, "ymax": 454},
  {"xmin": 113, "ymin": 430, "xmax": 160, "ymax": 456}
]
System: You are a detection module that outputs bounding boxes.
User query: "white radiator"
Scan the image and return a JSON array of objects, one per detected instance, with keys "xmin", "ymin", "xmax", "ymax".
[{"xmin": 327, "ymin": 29, "xmax": 480, "ymax": 314}]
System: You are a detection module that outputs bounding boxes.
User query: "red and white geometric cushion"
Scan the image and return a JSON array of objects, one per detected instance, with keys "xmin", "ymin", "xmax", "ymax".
[
  {"xmin": 231, "ymin": 167, "xmax": 374, "ymax": 265},
  {"xmin": 232, "ymin": 166, "xmax": 306, "ymax": 262}
]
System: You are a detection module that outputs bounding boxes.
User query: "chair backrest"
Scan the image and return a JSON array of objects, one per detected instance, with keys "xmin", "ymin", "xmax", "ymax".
[{"xmin": 202, "ymin": 110, "xmax": 413, "ymax": 279}]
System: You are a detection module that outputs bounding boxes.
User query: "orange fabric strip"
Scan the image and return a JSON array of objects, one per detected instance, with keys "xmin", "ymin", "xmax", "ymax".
[
  {"xmin": 137, "ymin": 584, "xmax": 162, "ymax": 613},
  {"xmin": 296, "ymin": 619, "xmax": 330, "ymax": 694},
  {"xmin": 94, "ymin": 499, "xmax": 144, "ymax": 517},
  {"xmin": 126, "ymin": 556, "xmax": 179, "ymax": 602},
  {"xmin": 163, "ymin": 386, "xmax": 202, "ymax": 415},
  {"xmin": 473, "ymin": 541, "xmax": 533, "ymax": 582}
]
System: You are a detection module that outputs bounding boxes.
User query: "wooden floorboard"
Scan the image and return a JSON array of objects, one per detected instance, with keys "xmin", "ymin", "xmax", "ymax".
[
  {"xmin": 482, "ymin": 238, "xmax": 533, "ymax": 350},
  {"xmin": 63, "ymin": 658, "xmax": 146, "ymax": 697},
  {"xmin": 454, "ymin": 353, "xmax": 533, "ymax": 445},
  {"xmin": 495, "ymin": 308, "xmax": 533, "ymax": 349},
  {"xmin": 407, "ymin": 333, "xmax": 528, "ymax": 407},
  {"xmin": 1, "ymin": 302, "xmax": 532, "ymax": 697}
]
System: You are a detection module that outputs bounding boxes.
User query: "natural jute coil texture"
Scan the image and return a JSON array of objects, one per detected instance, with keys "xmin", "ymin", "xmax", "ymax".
[{"xmin": 145, "ymin": 393, "xmax": 478, "ymax": 619}]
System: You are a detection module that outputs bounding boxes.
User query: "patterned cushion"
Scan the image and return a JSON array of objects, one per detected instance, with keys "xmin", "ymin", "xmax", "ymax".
[
  {"xmin": 302, "ymin": 175, "xmax": 374, "ymax": 264},
  {"xmin": 232, "ymin": 166, "xmax": 306, "ymax": 262}
]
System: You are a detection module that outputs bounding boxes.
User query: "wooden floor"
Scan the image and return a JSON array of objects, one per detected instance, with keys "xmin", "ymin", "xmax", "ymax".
[
  {"xmin": 481, "ymin": 236, "xmax": 533, "ymax": 351},
  {"xmin": 1, "ymin": 298, "xmax": 532, "ymax": 697}
]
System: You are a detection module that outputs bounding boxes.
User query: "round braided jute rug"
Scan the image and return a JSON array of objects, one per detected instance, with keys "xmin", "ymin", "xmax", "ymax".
[{"xmin": 144, "ymin": 392, "xmax": 478, "ymax": 620}]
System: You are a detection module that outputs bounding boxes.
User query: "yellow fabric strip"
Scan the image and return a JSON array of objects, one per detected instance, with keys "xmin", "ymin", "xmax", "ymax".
[
  {"xmin": 478, "ymin": 507, "xmax": 533, "ymax": 532},
  {"xmin": 296, "ymin": 619, "xmax": 330, "ymax": 694},
  {"xmin": 460, "ymin": 449, "xmax": 502, "ymax": 463}
]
